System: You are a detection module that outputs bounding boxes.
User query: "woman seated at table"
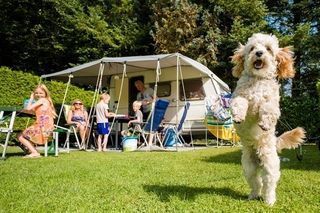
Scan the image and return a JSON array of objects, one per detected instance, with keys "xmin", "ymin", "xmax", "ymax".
[{"xmin": 67, "ymin": 99, "xmax": 89, "ymax": 145}]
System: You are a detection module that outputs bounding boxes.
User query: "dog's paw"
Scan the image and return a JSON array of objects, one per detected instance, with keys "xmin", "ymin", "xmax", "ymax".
[
  {"xmin": 259, "ymin": 114, "xmax": 277, "ymax": 131},
  {"xmin": 258, "ymin": 121, "xmax": 270, "ymax": 131},
  {"xmin": 263, "ymin": 192, "xmax": 276, "ymax": 206},
  {"xmin": 248, "ymin": 193, "xmax": 262, "ymax": 200},
  {"xmin": 264, "ymin": 197, "xmax": 276, "ymax": 206},
  {"xmin": 232, "ymin": 113, "xmax": 245, "ymax": 124}
]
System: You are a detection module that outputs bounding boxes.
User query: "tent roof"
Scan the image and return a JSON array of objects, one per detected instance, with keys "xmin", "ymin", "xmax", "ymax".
[{"xmin": 41, "ymin": 53, "xmax": 230, "ymax": 92}]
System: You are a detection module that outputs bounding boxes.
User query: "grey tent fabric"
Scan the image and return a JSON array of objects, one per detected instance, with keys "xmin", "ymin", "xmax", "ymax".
[{"xmin": 41, "ymin": 53, "xmax": 230, "ymax": 92}]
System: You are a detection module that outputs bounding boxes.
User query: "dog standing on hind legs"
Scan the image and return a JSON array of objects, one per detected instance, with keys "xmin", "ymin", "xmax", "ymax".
[{"xmin": 230, "ymin": 33, "xmax": 305, "ymax": 206}]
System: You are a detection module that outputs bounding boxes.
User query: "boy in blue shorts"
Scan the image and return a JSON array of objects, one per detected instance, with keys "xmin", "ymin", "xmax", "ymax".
[{"xmin": 96, "ymin": 93, "xmax": 115, "ymax": 151}]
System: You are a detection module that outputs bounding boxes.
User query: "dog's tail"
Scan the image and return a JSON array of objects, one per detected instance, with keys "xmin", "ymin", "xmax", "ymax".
[{"xmin": 276, "ymin": 127, "xmax": 306, "ymax": 152}]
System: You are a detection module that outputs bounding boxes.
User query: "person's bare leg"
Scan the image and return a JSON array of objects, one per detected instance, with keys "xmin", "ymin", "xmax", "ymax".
[
  {"xmin": 148, "ymin": 133, "xmax": 154, "ymax": 146},
  {"xmin": 79, "ymin": 126, "xmax": 87, "ymax": 149},
  {"xmin": 18, "ymin": 134, "xmax": 39, "ymax": 156},
  {"xmin": 102, "ymin": 134, "xmax": 108, "ymax": 151},
  {"xmin": 97, "ymin": 135, "xmax": 102, "ymax": 151}
]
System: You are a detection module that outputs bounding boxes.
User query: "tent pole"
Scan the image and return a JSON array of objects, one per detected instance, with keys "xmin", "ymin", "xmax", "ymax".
[
  {"xmin": 177, "ymin": 57, "xmax": 193, "ymax": 149},
  {"xmin": 149, "ymin": 59, "xmax": 161, "ymax": 148},
  {"xmin": 84, "ymin": 62, "xmax": 105, "ymax": 149},
  {"xmin": 175, "ymin": 55, "xmax": 180, "ymax": 151},
  {"xmin": 210, "ymin": 76, "xmax": 222, "ymax": 147},
  {"xmin": 108, "ymin": 62, "xmax": 127, "ymax": 149},
  {"xmin": 56, "ymin": 74, "xmax": 73, "ymax": 125}
]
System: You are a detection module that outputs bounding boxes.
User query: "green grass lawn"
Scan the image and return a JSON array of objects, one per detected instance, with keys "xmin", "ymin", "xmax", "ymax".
[{"xmin": 0, "ymin": 145, "xmax": 319, "ymax": 212}]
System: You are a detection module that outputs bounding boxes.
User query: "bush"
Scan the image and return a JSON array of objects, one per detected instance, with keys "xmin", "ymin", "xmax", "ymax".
[
  {"xmin": 0, "ymin": 66, "xmax": 95, "ymax": 107},
  {"xmin": 278, "ymin": 96, "xmax": 319, "ymax": 139},
  {"xmin": 0, "ymin": 66, "xmax": 95, "ymax": 133},
  {"xmin": 317, "ymin": 80, "xmax": 320, "ymax": 97}
]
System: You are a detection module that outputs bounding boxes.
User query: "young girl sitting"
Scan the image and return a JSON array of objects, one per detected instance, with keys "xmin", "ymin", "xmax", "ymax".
[
  {"xmin": 121, "ymin": 101, "xmax": 143, "ymax": 137},
  {"xmin": 18, "ymin": 84, "xmax": 57, "ymax": 158}
]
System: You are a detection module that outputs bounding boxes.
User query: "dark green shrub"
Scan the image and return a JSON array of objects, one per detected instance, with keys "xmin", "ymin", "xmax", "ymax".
[
  {"xmin": 278, "ymin": 96, "xmax": 319, "ymax": 139},
  {"xmin": 0, "ymin": 66, "xmax": 95, "ymax": 134},
  {"xmin": 0, "ymin": 66, "xmax": 95, "ymax": 107}
]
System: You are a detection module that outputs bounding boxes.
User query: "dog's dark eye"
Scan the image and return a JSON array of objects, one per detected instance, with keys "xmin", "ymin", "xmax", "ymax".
[
  {"xmin": 266, "ymin": 46, "xmax": 272, "ymax": 52},
  {"xmin": 250, "ymin": 47, "xmax": 254, "ymax": 52}
]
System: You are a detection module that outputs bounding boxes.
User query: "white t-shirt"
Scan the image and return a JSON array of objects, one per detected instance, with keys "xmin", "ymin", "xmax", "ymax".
[
  {"xmin": 135, "ymin": 110, "xmax": 143, "ymax": 123},
  {"xmin": 96, "ymin": 102, "xmax": 109, "ymax": 123}
]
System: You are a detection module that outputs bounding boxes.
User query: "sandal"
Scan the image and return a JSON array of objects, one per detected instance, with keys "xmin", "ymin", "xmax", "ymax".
[{"xmin": 22, "ymin": 154, "xmax": 42, "ymax": 158}]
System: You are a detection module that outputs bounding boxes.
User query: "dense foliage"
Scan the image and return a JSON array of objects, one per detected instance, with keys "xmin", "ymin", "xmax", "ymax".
[
  {"xmin": 0, "ymin": 66, "xmax": 95, "ymax": 139},
  {"xmin": 0, "ymin": 0, "xmax": 149, "ymax": 75},
  {"xmin": 0, "ymin": 66, "xmax": 94, "ymax": 107},
  {"xmin": 0, "ymin": 0, "xmax": 319, "ymax": 136},
  {"xmin": 1, "ymin": 0, "xmax": 319, "ymax": 89},
  {"xmin": 278, "ymin": 96, "xmax": 319, "ymax": 139}
]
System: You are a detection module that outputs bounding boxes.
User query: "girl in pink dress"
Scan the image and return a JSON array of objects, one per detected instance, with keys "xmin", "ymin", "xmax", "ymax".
[{"xmin": 18, "ymin": 84, "xmax": 56, "ymax": 158}]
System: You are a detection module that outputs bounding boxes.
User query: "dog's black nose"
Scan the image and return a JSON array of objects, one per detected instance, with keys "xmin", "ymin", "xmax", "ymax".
[{"xmin": 256, "ymin": 51, "xmax": 263, "ymax": 57}]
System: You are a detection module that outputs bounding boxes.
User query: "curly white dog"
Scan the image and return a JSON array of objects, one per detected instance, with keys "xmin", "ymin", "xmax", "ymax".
[{"xmin": 230, "ymin": 33, "xmax": 305, "ymax": 206}]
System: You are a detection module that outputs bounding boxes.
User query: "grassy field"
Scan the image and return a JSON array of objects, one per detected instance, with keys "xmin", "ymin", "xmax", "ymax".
[{"xmin": 0, "ymin": 145, "xmax": 319, "ymax": 212}]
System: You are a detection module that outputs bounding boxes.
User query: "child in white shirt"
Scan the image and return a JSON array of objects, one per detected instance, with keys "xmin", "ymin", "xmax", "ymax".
[
  {"xmin": 121, "ymin": 101, "xmax": 143, "ymax": 136},
  {"xmin": 96, "ymin": 93, "xmax": 115, "ymax": 151}
]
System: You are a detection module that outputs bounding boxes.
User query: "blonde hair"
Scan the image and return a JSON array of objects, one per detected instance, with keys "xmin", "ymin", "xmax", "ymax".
[
  {"xmin": 35, "ymin": 84, "xmax": 57, "ymax": 118},
  {"xmin": 71, "ymin": 99, "xmax": 85, "ymax": 112},
  {"xmin": 133, "ymin": 101, "xmax": 142, "ymax": 108},
  {"xmin": 100, "ymin": 93, "xmax": 110, "ymax": 101}
]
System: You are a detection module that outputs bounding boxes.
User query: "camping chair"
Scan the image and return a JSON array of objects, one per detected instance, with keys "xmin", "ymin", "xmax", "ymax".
[
  {"xmin": 137, "ymin": 99, "xmax": 170, "ymax": 149},
  {"xmin": 61, "ymin": 104, "xmax": 81, "ymax": 150},
  {"xmin": 162, "ymin": 102, "xmax": 190, "ymax": 147},
  {"xmin": 204, "ymin": 95, "xmax": 240, "ymax": 146},
  {"xmin": 43, "ymin": 128, "xmax": 61, "ymax": 157},
  {"xmin": 0, "ymin": 108, "xmax": 17, "ymax": 159}
]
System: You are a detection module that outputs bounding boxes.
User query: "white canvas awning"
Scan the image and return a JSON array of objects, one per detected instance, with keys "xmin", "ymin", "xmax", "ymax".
[{"xmin": 41, "ymin": 53, "xmax": 230, "ymax": 92}]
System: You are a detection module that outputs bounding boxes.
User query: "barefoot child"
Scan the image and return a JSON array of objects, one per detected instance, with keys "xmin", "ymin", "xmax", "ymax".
[
  {"xmin": 121, "ymin": 101, "xmax": 143, "ymax": 137},
  {"xmin": 18, "ymin": 84, "xmax": 56, "ymax": 158},
  {"xmin": 96, "ymin": 93, "xmax": 115, "ymax": 151}
]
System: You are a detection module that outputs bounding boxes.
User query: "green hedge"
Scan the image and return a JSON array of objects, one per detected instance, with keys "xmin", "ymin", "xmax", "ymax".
[
  {"xmin": 278, "ymin": 96, "xmax": 319, "ymax": 139},
  {"xmin": 0, "ymin": 66, "xmax": 95, "ymax": 135},
  {"xmin": 0, "ymin": 66, "xmax": 94, "ymax": 107}
]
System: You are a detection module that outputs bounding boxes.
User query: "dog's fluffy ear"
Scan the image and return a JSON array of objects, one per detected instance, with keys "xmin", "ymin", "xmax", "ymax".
[
  {"xmin": 276, "ymin": 46, "xmax": 295, "ymax": 79},
  {"xmin": 231, "ymin": 44, "xmax": 245, "ymax": 78}
]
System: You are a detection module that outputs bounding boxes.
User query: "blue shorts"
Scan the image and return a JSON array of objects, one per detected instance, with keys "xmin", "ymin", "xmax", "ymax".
[{"xmin": 97, "ymin": 123, "xmax": 109, "ymax": 135}]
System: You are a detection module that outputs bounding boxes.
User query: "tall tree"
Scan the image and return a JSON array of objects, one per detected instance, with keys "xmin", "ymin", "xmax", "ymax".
[
  {"xmin": 266, "ymin": 0, "xmax": 320, "ymax": 97},
  {"xmin": 151, "ymin": 0, "xmax": 268, "ymax": 87},
  {"xmin": 0, "ymin": 0, "xmax": 149, "ymax": 74},
  {"xmin": 151, "ymin": 0, "xmax": 220, "ymax": 67}
]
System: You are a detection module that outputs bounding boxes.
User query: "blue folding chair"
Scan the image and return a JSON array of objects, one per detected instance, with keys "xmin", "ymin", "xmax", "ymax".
[
  {"xmin": 138, "ymin": 99, "xmax": 170, "ymax": 149},
  {"xmin": 163, "ymin": 102, "xmax": 190, "ymax": 147}
]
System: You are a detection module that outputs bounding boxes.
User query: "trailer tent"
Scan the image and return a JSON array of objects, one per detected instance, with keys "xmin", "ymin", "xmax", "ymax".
[{"xmin": 41, "ymin": 53, "xmax": 230, "ymax": 134}]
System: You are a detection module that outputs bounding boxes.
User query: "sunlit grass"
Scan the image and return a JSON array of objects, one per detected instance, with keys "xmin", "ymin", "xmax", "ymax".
[{"xmin": 0, "ymin": 145, "xmax": 319, "ymax": 212}]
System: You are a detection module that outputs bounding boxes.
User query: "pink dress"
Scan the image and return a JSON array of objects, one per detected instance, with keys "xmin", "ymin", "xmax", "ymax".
[{"xmin": 22, "ymin": 99, "xmax": 54, "ymax": 145}]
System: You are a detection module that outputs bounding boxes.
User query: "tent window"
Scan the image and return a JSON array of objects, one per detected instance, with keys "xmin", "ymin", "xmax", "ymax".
[
  {"xmin": 180, "ymin": 78, "xmax": 205, "ymax": 101},
  {"xmin": 150, "ymin": 81, "xmax": 171, "ymax": 97}
]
